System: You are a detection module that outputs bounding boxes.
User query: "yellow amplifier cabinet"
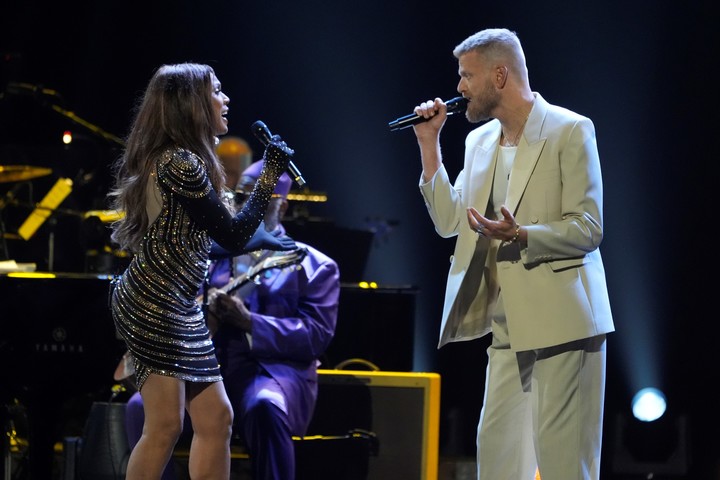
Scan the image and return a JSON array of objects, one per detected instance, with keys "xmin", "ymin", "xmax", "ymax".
[{"xmin": 315, "ymin": 369, "xmax": 441, "ymax": 480}]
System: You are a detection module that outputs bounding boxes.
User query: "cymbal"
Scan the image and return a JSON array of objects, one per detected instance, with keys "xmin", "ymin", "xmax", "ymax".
[{"xmin": 0, "ymin": 165, "xmax": 52, "ymax": 183}]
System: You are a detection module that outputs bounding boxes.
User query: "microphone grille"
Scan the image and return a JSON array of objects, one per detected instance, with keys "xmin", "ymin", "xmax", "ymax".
[
  {"xmin": 446, "ymin": 97, "xmax": 468, "ymax": 114},
  {"xmin": 251, "ymin": 120, "xmax": 271, "ymax": 145}
]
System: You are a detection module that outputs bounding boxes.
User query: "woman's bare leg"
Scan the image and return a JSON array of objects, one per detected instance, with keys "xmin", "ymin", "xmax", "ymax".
[
  {"xmin": 185, "ymin": 381, "xmax": 234, "ymax": 479},
  {"xmin": 125, "ymin": 374, "xmax": 186, "ymax": 479}
]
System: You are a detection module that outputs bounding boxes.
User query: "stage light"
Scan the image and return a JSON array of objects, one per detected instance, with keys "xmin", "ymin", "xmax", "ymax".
[
  {"xmin": 62, "ymin": 130, "xmax": 72, "ymax": 144},
  {"xmin": 611, "ymin": 389, "xmax": 689, "ymax": 478},
  {"xmin": 631, "ymin": 387, "xmax": 666, "ymax": 422}
]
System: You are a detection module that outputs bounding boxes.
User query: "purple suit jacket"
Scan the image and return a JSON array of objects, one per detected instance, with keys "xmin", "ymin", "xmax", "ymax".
[{"xmin": 212, "ymin": 235, "xmax": 340, "ymax": 435}]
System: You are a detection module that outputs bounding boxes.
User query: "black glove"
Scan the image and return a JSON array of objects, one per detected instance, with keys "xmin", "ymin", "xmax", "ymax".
[
  {"xmin": 243, "ymin": 222, "xmax": 297, "ymax": 252},
  {"xmin": 261, "ymin": 135, "xmax": 293, "ymax": 181}
]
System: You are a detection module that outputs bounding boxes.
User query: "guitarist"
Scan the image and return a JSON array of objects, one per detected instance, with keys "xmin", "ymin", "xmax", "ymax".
[{"xmin": 125, "ymin": 159, "xmax": 341, "ymax": 480}]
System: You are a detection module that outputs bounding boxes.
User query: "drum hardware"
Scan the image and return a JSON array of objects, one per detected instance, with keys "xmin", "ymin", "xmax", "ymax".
[
  {"xmin": 3, "ymin": 399, "xmax": 30, "ymax": 479},
  {"xmin": 0, "ymin": 181, "xmax": 27, "ymax": 260}
]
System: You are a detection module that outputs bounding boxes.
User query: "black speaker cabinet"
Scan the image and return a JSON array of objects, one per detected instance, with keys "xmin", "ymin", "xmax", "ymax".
[
  {"xmin": 0, "ymin": 273, "xmax": 125, "ymax": 480},
  {"xmin": 327, "ymin": 285, "xmax": 418, "ymax": 371},
  {"xmin": 77, "ymin": 402, "xmax": 130, "ymax": 480},
  {"xmin": 310, "ymin": 369, "xmax": 441, "ymax": 480}
]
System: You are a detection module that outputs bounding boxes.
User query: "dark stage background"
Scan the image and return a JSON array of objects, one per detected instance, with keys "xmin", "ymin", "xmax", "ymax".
[{"xmin": 1, "ymin": 1, "xmax": 717, "ymax": 478}]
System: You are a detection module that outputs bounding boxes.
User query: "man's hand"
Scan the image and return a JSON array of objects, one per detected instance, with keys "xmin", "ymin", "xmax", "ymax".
[
  {"xmin": 207, "ymin": 289, "xmax": 253, "ymax": 332},
  {"xmin": 467, "ymin": 205, "xmax": 518, "ymax": 243}
]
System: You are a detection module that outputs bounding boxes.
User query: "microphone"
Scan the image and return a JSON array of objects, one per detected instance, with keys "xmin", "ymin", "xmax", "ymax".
[
  {"xmin": 388, "ymin": 96, "xmax": 469, "ymax": 131},
  {"xmin": 251, "ymin": 120, "xmax": 306, "ymax": 187}
]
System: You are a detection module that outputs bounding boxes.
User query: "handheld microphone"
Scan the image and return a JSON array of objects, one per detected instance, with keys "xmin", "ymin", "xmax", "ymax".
[
  {"xmin": 250, "ymin": 120, "xmax": 306, "ymax": 187},
  {"xmin": 388, "ymin": 96, "xmax": 469, "ymax": 131}
]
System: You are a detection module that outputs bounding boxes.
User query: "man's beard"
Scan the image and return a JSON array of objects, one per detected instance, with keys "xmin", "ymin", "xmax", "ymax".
[{"xmin": 465, "ymin": 82, "xmax": 499, "ymax": 124}]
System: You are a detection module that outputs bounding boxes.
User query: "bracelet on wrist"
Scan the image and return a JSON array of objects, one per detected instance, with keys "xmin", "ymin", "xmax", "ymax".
[{"xmin": 511, "ymin": 224, "xmax": 520, "ymax": 243}]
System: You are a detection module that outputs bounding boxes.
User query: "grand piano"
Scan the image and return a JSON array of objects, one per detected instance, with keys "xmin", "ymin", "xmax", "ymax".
[{"xmin": 0, "ymin": 272, "xmax": 126, "ymax": 479}]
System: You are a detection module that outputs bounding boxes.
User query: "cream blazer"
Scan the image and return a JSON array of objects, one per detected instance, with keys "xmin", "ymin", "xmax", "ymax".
[{"xmin": 419, "ymin": 93, "xmax": 614, "ymax": 351}]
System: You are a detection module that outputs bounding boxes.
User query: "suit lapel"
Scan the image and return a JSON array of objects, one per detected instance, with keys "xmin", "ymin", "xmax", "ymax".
[
  {"xmin": 506, "ymin": 94, "xmax": 548, "ymax": 214},
  {"xmin": 467, "ymin": 125, "xmax": 501, "ymax": 210}
]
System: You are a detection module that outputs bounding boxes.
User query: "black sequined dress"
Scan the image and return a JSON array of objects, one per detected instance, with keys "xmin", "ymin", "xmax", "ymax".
[{"xmin": 111, "ymin": 147, "xmax": 280, "ymax": 390}]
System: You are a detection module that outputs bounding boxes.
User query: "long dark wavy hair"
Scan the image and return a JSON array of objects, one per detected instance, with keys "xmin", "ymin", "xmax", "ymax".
[{"xmin": 108, "ymin": 63, "xmax": 227, "ymax": 253}]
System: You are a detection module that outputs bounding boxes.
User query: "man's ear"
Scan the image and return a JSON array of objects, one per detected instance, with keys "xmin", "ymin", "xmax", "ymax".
[{"xmin": 495, "ymin": 65, "xmax": 508, "ymax": 88}]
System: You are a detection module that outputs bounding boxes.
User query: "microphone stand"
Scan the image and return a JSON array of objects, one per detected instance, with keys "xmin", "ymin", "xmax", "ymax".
[
  {"xmin": 50, "ymin": 104, "xmax": 125, "ymax": 147},
  {"xmin": 5, "ymin": 82, "xmax": 126, "ymax": 147},
  {"xmin": 0, "ymin": 214, "xmax": 9, "ymax": 261}
]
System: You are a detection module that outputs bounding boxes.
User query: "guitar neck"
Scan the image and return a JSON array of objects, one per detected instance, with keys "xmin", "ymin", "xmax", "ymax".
[
  {"xmin": 220, "ymin": 270, "xmax": 252, "ymax": 296},
  {"xmin": 199, "ymin": 248, "xmax": 307, "ymax": 303}
]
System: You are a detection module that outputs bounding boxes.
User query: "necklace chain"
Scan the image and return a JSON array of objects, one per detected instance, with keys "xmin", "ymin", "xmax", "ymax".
[{"xmin": 502, "ymin": 103, "xmax": 533, "ymax": 147}]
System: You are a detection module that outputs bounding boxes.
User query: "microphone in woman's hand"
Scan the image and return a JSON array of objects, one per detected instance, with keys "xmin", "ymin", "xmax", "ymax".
[{"xmin": 251, "ymin": 120, "xmax": 306, "ymax": 187}]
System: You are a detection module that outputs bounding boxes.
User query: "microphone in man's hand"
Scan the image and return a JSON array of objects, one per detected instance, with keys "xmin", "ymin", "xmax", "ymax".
[
  {"xmin": 250, "ymin": 120, "xmax": 306, "ymax": 187},
  {"xmin": 388, "ymin": 96, "xmax": 469, "ymax": 131}
]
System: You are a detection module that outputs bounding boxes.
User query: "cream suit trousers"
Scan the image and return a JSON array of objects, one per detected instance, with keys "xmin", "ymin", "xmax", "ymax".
[{"xmin": 476, "ymin": 293, "xmax": 606, "ymax": 480}]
